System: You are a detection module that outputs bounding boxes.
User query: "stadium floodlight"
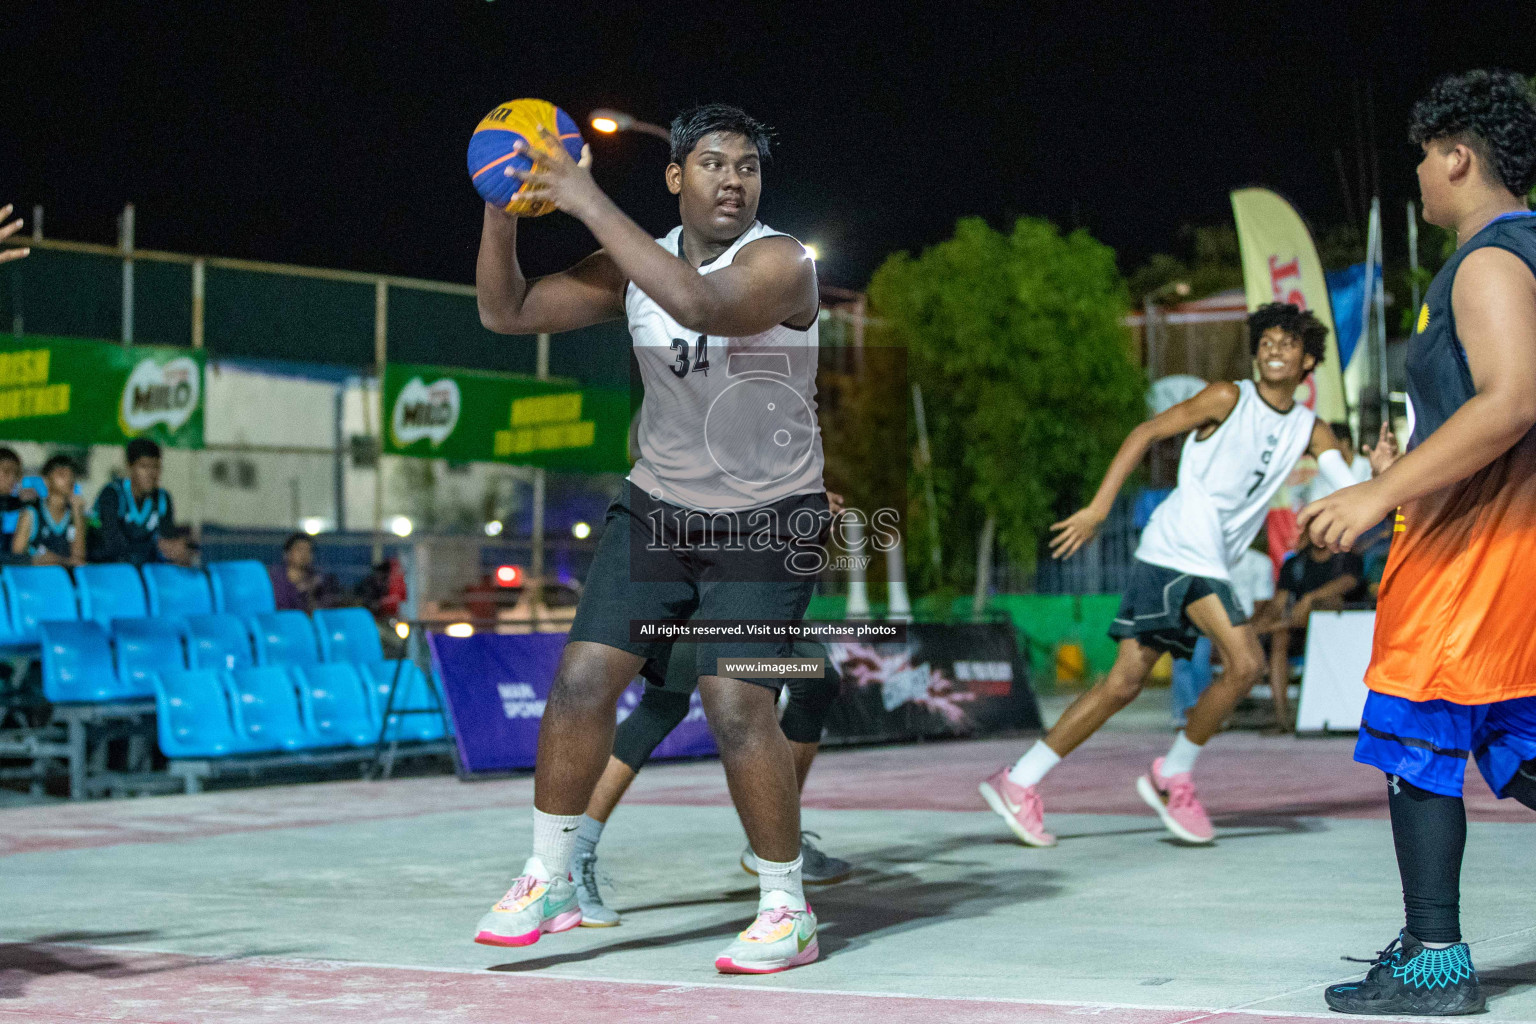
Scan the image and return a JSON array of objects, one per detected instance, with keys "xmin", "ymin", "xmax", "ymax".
[
  {"xmin": 484, "ymin": 520, "xmax": 504, "ymax": 537},
  {"xmin": 387, "ymin": 515, "xmax": 413, "ymax": 537},
  {"xmin": 589, "ymin": 108, "xmax": 672, "ymax": 143},
  {"xmin": 445, "ymin": 622, "xmax": 474, "ymax": 638},
  {"xmin": 572, "ymin": 521, "xmax": 592, "ymax": 539},
  {"xmin": 300, "ymin": 516, "xmax": 326, "ymax": 536}
]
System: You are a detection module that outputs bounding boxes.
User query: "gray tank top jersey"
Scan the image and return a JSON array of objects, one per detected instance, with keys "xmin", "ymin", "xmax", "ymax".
[{"xmin": 625, "ymin": 221, "xmax": 826, "ymax": 512}]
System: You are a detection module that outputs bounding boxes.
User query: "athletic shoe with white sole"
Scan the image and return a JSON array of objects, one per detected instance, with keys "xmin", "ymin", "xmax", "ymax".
[
  {"xmin": 1136, "ymin": 757, "xmax": 1214, "ymax": 843},
  {"xmin": 740, "ymin": 831, "xmax": 852, "ymax": 885},
  {"xmin": 1325, "ymin": 931, "xmax": 1484, "ymax": 1015},
  {"xmin": 714, "ymin": 894, "xmax": 819, "ymax": 974},
  {"xmin": 978, "ymin": 766, "xmax": 1056, "ymax": 847},
  {"xmin": 473, "ymin": 873, "xmax": 581, "ymax": 947},
  {"xmin": 573, "ymin": 850, "xmax": 619, "ymax": 927}
]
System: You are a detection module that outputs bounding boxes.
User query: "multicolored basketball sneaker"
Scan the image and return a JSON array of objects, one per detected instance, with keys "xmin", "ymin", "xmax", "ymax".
[
  {"xmin": 1325, "ymin": 931, "xmax": 1485, "ymax": 1015},
  {"xmin": 1136, "ymin": 757, "xmax": 1214, "ymax": 844},
  {"xmin": 714, "ymin": 896, "xmax": 819, "ymax": 974},
  {"xmin": 473, "ymin": 873, "xmax": 581, "ymax": 947},
  {"xmin": 978, "ymin": 766, "xmax": 1056, "ymax": 847}
]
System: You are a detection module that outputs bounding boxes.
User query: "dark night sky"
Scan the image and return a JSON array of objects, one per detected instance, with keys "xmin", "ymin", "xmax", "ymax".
[{"xmin": 6, "ymin": 1, "xmax": 1532, "ymax": 291}]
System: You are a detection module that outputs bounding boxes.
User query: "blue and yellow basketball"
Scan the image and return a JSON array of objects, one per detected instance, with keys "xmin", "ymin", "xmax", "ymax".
[{"xmin": 467, "ymin": 99, "xmax": 584, "ymax": 217}]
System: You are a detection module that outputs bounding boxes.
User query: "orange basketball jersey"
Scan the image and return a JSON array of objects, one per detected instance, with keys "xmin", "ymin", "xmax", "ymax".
[{"xmin": 1366, "ymin": 212, "xmax": 1536, "ymax": 704}]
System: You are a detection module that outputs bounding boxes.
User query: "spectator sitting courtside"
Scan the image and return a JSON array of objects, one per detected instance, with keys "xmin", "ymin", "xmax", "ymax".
[
  {"xmin": 272, "ymin": 533, "xmax": 341, "ymax": 612},
  {"xmin": 13, "ymin": 454, "xmax": 86, "ymax": 567},
  {"xmin": 91, "ymin": 438, "xmax": 176, "ymax": 565},
  {"xmin": 0, "ymin": 447, "xmax": 27, "ymax": 562},
  {"xmin": 1251, "ymin": 539, "xmax": 1367, "ymax": 729}
]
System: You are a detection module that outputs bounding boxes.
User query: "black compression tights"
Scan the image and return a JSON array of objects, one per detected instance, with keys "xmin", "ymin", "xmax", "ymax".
[{"xmin": 1388, "ymin": 773, "xmax": 1466, "ymax": 944}]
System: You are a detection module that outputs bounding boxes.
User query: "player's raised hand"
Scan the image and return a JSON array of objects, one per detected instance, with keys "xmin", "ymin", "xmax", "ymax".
[
  {"xmin": 1365, "ymin": 421, "xmax": 1400, "ymax": 477},
  {"xmin": 1297, "ymin": 480, "xmax": 1395, "ymax": 554},
  {"xmin": 0, "ymin": 205, "xmax": 31, "ymax": 264},
  {"xmin": 505, "ymin": 128, "xmax": 599, "ymax": 219},
  {"xmin": 1048, "ymin": 506, "xmax": 1105, "ymax": 561}
]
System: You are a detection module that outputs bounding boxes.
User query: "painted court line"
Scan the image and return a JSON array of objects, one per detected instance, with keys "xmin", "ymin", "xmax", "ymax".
[{"xmin": 25, "ymin": 941, "xmax": 1530, "ymax": 1024}]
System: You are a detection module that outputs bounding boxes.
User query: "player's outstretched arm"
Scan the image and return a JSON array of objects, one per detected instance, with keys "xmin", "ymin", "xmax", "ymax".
[
  {"xmin": 1300, "ymin": 246, "xmax": 1536, "ymax": 551},
  {"xmin": 1048, "ymin": 382, "xmax": 1240, "ymax": 560},
  {"xmin": 509, "ymin": 128, "xmax": 814, "ymax": 336},
  {"xmin": 0, "ymin": 205, "xmax": 31, "ymax": 264},
  {"xmin": 476, "ymin": 201, "xmax": 626, "ymax": 335}
]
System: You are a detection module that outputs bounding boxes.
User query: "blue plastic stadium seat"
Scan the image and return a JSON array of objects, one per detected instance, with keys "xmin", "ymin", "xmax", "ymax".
[
  {"xmin": 228, "ymin": 666, "xmax": 311, "ymax": 752},
  {"xmin": 142, "ymin": 564, "xmax": 215, "ymax": 618},
  {"xmin": 0, "ymin": 582, "xmax": 28, "ymax": 649},
  {"xmin": 363, "ymin": 660, "xmax": 446, "ymax": 742},
  {"xmin": 249, "ymin": 611, "xmax": 321, "ymax": 667},
  {"xmin": 113, "ymin": 618, "xmax": 189, "ymax": 699},
  {"xmin": 185, "ymin": 614, "xmax": 256, "ymax": 672},
  {"xmin": 312, "ymin": 607, "xmax": 384, "ymax": 663},
  {"xmin": 38, "ymin": 620, "xmax": 124, "ymax": 703},
  {"xmin": 75, "ymin": 564, "xmax": 150, "ymax": 626},
  {"xmin": 153, "ymin": 669, "xmax": 249, "ymax": 758},
  {"xmin": 207, "ymin": 560, "xmax": 276, "ymax": 616},
  {"xmin": 296, "ymin": 662, "xmax": 376, "ymax": 747},
  {"xmin": 2, "ymin": 565, "xmax": 80, "ymax": 641}
]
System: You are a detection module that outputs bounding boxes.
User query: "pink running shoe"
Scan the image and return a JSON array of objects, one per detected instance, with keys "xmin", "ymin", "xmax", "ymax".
[
  {"xmin": 978, "ymin": 766, "xmax": 1056, "ymax": 847},
  {"xmin": 1135, "ymin": 757, "xmax": 1214, "ymax": 844}
]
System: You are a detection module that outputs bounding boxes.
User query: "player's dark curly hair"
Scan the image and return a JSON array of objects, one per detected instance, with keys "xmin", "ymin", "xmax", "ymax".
[
  {"xmin": 1408, "ymin": 70, "xmax": 1536, "ymax": 196},
  {"xmin": 1248, "ymin": 303, "xmax": 1329, "ymax": 366},
  {"xmin": 670, "ymin": 104, "xmax": 773, "ymax": 166}
]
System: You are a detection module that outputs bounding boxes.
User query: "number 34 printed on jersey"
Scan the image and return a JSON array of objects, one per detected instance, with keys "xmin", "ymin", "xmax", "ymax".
[{"xmin": 670, "ymin": 336, "xmax": 710, "ymax": 378}]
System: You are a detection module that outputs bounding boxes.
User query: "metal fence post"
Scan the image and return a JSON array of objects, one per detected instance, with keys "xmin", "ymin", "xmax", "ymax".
[
  {"xmin": 119, "ymin": 203, "xmax": 135, "ymax": 345},
  {"xmin": 373, "ymin": 280, "xmax": 388, "ymax": 562}
]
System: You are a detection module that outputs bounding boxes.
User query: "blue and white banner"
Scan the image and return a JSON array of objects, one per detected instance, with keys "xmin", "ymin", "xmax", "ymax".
[{"xmin": 429, "ymin": 632, "xmax": 716, "ymax": 775}]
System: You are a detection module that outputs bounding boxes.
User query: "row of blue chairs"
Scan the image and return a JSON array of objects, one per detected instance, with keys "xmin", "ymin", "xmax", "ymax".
[
  {"xmin": 39, "ymin": 606, "xmax": 384, "ymax": 704},
  {"xmin": 156, "ymin": 660, "xmax": 447, "ymax": 758},
  {"xmin": 0, "ymin": 560, "xmax": 276, "ymax": 647}
]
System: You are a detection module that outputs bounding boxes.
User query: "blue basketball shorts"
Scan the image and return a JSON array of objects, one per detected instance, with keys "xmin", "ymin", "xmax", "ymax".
[{"xmin": 1354, "ymin": 690, "xmax": 1536, "ymax": 798}]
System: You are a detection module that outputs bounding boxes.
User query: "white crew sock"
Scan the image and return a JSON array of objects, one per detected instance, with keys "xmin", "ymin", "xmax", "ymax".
[
  {"xmin": 526, "ymin": 809, "xmax": 583, "ymax": 881},
  {"xmin": 753, "ymin": 853, "xmax": 806, "ymax": 910},
  {"xmin": 1007, "ymin": 740, "xmax": 1062, "ymax": 788},
  {"xmin": 1162, "ymin": 731, "xmax": 1202, "ymax": 777},
  {"xmin": 573, "ymin": 814, "xmax": 605, "ymax": 860}
]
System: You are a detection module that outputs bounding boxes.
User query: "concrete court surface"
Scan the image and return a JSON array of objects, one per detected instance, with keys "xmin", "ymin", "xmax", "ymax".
[{"xmin": 2, "ymin": 693, "xmax": 1535, "ymax": 1023}]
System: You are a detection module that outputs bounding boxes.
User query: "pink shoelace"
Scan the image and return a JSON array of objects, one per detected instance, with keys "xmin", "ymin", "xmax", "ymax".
[
  {"xmin": 1163, "ymin": 776, "xmax": 1199, "ymax": 812},
  {"xmin": 495, "ymin": 875, "xmax": 539, "ymax": 910},
  {"xmin": 744, "ymin": 906, "xmax": 797, "ymax": 940}
]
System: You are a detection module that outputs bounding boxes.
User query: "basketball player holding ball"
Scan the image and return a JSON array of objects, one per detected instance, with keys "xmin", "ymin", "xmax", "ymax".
[{"xmin": 474, "ymin": 104, "xmax": 828, "ymax": 974}]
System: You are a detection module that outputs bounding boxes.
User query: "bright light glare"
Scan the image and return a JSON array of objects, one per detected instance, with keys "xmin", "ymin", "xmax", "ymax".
[
  {"xmin": 495, "ymin": 564, "xmax": 523, "ymax": 587},
  {"xmin": 300, "ymin": 516, "xmax": 325, "ymax": 536},
  {"xmin": 803, "ymin": 244, "xmax": 819, "ymax": 261},
  {"xmin": 483, "ymin": 520, "xmax": 504, "ymax": 537},
  {"xmin": 591, "ymin": 117, "xmax": 619, "ymax": 133},
  {"xmin": 394, "ymin": 622, "xmax": 410, "ymax": 639},
  {"xmin": 572, "ymin": 521, "xmax": 592, "ymax": 540},
  {"xmin": 388, "ymin": 515, "xmax": 413, "ymax": 537},
  {"xmin": 445, "ymin": 622, "xmax": 474, "ymax": 638}
]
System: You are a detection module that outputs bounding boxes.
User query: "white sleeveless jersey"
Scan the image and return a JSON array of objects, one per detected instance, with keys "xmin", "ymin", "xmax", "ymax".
[
  {"xmin": 625, "ymin": 221, "xmax": 825, "ymax": 512},
  {"xmin": 1136, "ymin": 379, "xmax": 1315, "ymax": 581}
]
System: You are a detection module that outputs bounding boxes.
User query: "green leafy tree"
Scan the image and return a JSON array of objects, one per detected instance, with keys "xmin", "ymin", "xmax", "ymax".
[{"xmin": 869, "ymin": 216, "xmax": 1145, "ymax": 595}]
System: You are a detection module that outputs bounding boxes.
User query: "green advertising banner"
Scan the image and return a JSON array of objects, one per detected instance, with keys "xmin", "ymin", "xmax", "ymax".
[
  {"xmin": 383, "ymin": 362, "xmax": 629, "ymax": 472},
  {"xmin": 0, "ymin": 333, "xmax": 204, "ymax": 449}
]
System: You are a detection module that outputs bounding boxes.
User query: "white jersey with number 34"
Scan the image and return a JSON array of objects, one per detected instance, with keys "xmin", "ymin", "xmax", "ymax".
[
  {"xmin": 1136, "ymin": 379, "xmax": 1315, "ymax": 581},
  {"xmin": 625, "ymin": 221, "xmax": 825, "ymax": 512}
]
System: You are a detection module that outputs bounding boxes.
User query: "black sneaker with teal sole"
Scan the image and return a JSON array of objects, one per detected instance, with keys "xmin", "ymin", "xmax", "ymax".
[{"xmin": 1325, "ymin": 931, "xmax": 1485, "ymax": 1015}]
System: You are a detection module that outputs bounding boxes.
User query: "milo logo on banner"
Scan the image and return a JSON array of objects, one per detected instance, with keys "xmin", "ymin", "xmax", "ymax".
[
  {"xmin": 391, "ymin": 376, "xmax": 461, "ymax": 447},
  {"xmin": 120, "ymin": 356, "xmax": 201, "ymax": 435}
]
